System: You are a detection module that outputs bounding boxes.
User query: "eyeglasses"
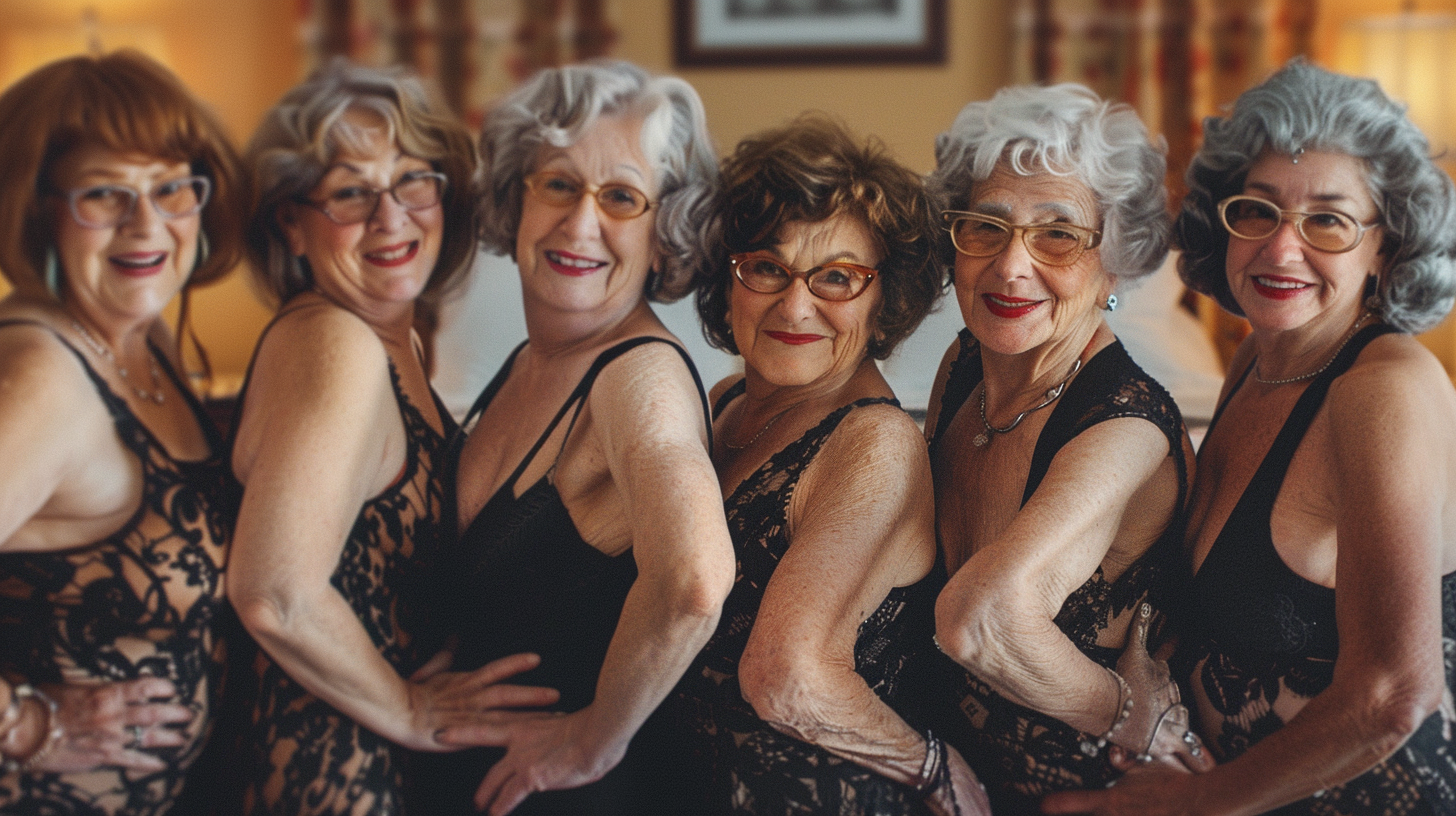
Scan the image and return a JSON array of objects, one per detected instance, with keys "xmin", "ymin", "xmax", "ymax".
[
  {"xmin": 1217, "ymin": 195, "xmax": 1378, "ymax": 254},
  {"xmin": 942, "ymin": 211, "xmax": 1102, "ymax": 267},
  {"xmin": 59, "ymin": 176, "xmax": 211, "ymax": 229},
  {"xmin": 300, "ymin": 170, "xmax": 447, "ymax": 225},
  {"xmin": 523, "ymin": 171, "xmax": 653, "ymax": 220},
  {"xmin": 729, "ymin": 252, "xmax": 877, "ymax": 302}
]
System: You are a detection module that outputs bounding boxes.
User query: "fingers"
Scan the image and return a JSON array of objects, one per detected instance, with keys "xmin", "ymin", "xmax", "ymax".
[
  {"xmin": 475, "ymin": 761, "xmax": 527, "ymax": 814},
  {"xmin": 435, "ymin": 721, "xmax": 515, "ymax": 748},
  {"xmin": 118, "ymin": 677, "xmax": 178, "ymax": 705},
  {"xmin": 469, "ymin": 653, "xmax": 543, "ymax": 687},
  {"xmin": 470, "ymin": 683, "xmax": 560, "ymax": 712},
  {"xmin": 411, "ymin": 647, "xmax": 457, "ymax": 683}
]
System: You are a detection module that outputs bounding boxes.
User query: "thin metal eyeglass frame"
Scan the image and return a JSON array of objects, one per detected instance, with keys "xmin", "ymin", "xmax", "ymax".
[
  {"xmin": 1217, "ymin": 194, "xmax": 1378, "ymax": 254},
  {"xmin": 941, "ymin": 211, "xmax": 1102, "ymax": 267},
  {"xmin": 60, "ymin": 176, "xmax": 212, "ymax": 229},
  {"xmin": 522, "ymin": 171, "xmax": 654, "ymax": 220},
  {"xmin": 729, "ymin": 252, "xmax": 878, "ymax": 302},
  {"xmin": 299, "ymin": 171, "xmax": 448, "ymax": 226}
]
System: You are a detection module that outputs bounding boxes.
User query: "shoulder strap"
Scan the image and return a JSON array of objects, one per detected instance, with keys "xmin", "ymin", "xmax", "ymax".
[
  {"xmin": 713, "ymin": 377, "xmax": 747, "ymax": 420},
  {"xmin": 462, "ymin": 339, "xmax": 529, "ymax": 431},
  {"xmin": 1204, "ymin": 357, "xmax": 1255, "ymax": 439},
  {"xmin": 929, "ymin": 329, "xmax": 982, "ymax": 449},
  {"xmin": 150, "ymin": 339, "xmax": 227, "ymax": 452}
]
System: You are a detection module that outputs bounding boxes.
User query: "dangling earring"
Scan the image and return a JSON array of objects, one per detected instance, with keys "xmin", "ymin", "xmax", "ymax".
[
  {"xmin": 1363, "ymin": 273, "xmax": 1382, "ymax": 312},
  {"xmin": 192, "ymin": 230, "xmax": 210, "ymax": 275},
  {"xmin": 43, "ymin": 246, "xmax": 60, "ymax": 299},
  {"xmin": 1104, "ymin": 293, "xmax": 1118, "ymax": 311}
]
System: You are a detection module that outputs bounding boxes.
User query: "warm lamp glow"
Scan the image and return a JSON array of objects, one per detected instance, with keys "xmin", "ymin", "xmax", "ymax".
[
  {"xmin": 1335, "ymin": 13, "xmax": 1456, "ymax": 164},
  {"xmin": 1, "ymin": 22, "xmax": 169, "ymax": 92}
]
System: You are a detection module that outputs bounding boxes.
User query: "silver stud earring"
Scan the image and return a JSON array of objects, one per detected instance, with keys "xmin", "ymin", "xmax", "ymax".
[{"xmin": 1104, "ymin": 293, "xmax": 1118, "ymax": 311}]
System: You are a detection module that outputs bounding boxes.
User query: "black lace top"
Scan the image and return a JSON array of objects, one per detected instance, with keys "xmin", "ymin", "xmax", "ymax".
[
  {"xmin": 661, "ymin": 382, "xmax": 941, "ymax": 816},
  {"xmin": 1176, "ymin": 323, "xmax": 1456, "ymax": 814},
  {"xmin": 0, "ymin": 320, "xmax": 236, "ymax": 816},
  {"xmin": 926, "ymin": 330, "xmax": 1190, "ymax": 813},
  {"xmin": 234, "ymin": 352, "xmax": 455, "ymax": 816}
]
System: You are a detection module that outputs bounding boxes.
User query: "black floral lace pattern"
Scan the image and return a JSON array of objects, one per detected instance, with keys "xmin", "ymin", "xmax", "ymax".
[
  {"xmin": 668, "ymin": 392, "xmax": 939, "ymax": 816},
  {"xmin": 238, "ymin": 364, "xmax": 453, "ymax": 816},
  {"xmin": 0, "ymin": 332, "xmax": 235, "ymax": 816},
  {"xmin": 927, "ymin": 332, "xmax": 1190, "ymax": 813}
]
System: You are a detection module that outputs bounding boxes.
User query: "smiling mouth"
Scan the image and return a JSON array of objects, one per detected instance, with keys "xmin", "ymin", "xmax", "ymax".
[
  {"xmin": 1251, "ymin": 276, "xmax": 1313, "ymax": 298},
  {"xmin": 765, "ymin": 331, "xmax": 823, "ymax": 345},
  {"xmin": 110, "ymin": 252, "xmax": 166, "ymax": 276},
  {"xmin": 545, "ymin": 250, "xmax": 608, "ymax": 276},
  {"xmin": 364, "ymin": 241, "xmax": 420, "ymax": 267},
  {"xmin": 1253, "ymin": 276, "xmax": 1311, "ymax": 290},
  {"xmin": 982, "ymin": 293, "xmax": 1043, "ymax": 317}
]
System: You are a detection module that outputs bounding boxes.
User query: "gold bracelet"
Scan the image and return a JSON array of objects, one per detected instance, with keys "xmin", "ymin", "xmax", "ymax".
[{"xmin": 1, "ymin": 686, "xmax": 62, "ymax": 774}]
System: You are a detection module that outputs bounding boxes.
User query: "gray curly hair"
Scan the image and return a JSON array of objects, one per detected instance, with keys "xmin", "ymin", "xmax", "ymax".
[
  {"xmin": 1177, "ymin": 59, "xmax": 1456, "ymax": 333},
  {"xmin": 477, "ymin": 59, "xmax": 718, "ymax": 302},
  {"xmin": 927, "ymin": 83, "xmax": 1170, "ymax": 286}
]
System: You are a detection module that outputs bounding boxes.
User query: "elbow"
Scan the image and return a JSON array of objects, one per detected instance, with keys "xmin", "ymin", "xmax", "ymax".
[
  {"xmin": 229, "ymin": 578, "xmax": 311, "ymax": 647},
  {"xmin": 738, "ymin": 649, "xmax": 821, "ymax": 735},
  {"xmin": 1365, "ymin": 676, "xmax": 1444, "ymax": 752},
  {"xmin": 934, "ymin": 589, "xmax": 998, "ymax": 670}
]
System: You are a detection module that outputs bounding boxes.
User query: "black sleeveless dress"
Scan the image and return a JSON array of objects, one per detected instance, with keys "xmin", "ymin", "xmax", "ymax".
[
  {"xmin": 409, "ymin": 336, "xmax": 710, "ymax": 815},
  {"xmin": 0, "ymin": 320, "xmax": 236, "ymax": 816},
  {"xmin": 233, "ymin": 329, "xmax": 456, "ymax": 816},
  {"xmin": 657, "ymin": 381, "xmax": 942, "ymax": 816},
  {"xmin": 925, "ymin": 330, "xmax": 1190, "ymax": 813},
  {"xmin": 1175, "ymin": 323, "xmax": 1456, "ymax": 815}
]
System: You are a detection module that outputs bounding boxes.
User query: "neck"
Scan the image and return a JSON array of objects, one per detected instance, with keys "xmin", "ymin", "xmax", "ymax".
[
  {"xmin": 740, "ymin": 355, "xmax": 881, "ymax": 417},
  {"xmin": 63, "ymin": 300, "xmax": 156, "ymax": 356},
  {"xmin": 1251, "ymin": 303, "xmax": 1368, "ymax": 382},
  {"xmin": 980, "ymin": 320, "xmax": 1105, "ymax": 414},
  {"xmin": 522, "ymin": 296, "xmax": 659, "ymax": 360}
]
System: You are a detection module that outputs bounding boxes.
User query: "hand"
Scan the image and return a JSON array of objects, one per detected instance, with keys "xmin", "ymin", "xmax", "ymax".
[
  {"xmin": 1110, "ymin": 604, "xmax": 1212, "ymax": 772},
  {"xmin": 16, "ymin": 678, "xmax": 193, "ymax": 774},
  {"xmin": 928, "ymin": 744, "xmax": 993, "ymax": 816},
  {"xmin": 1041, "ymin": 762, "xmax": 1200, "ymax": 815},
  {"xmin": 439, "ymin": 707, "xmax": 625, "ymax": 816},
  {"xmin": 406, "ymin": 652, "xmax": 561, "ymax": 752}
]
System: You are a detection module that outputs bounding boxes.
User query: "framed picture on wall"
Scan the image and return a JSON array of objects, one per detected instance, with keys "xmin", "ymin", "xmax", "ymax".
[{"xmin": 673, "ymin": 0, "xmax": 947, "ymax": 67}]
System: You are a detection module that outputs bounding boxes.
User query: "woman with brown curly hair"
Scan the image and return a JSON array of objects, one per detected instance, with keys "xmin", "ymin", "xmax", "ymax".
[{"xmin": 657, "ymin": 114, "xmax": 990, "ymax": 816}]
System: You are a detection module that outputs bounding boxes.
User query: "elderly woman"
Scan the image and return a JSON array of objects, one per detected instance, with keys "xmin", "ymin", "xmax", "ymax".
[
  {"xmin": 651, "ymin": 115, "xmax": 989, "ymax": 816},
  {"xmin": 410, "ymin": 61, "xmax": 735, "ymax": 815},
  {"xmin": 0, "ymin": 52, "xmax": 245, "ymax": 814},
  {"xmin": 922, "ymin": 83, "xmax": 1211, "ymax": 812},
  {"xmin": 1046, "ymin": 60, "xmax": 1456, "ymax": 816},
  {"xmin": 228, "ymin": 61, "xmax": 555, "ymax": 815}
]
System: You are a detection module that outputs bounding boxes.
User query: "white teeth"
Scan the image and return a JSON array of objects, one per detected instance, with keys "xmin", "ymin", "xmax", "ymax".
[
  {"xmin": 986, "ymin": 295, "xmax": 1034, "ymax": 307},
  {"xmin": 546, "ymin": 250, "xmax": 604, "ymax": 269},
  {"xmin": 368, "ymin": 243, "xmax": 413, "ymax": 262},
  {"xmin": 113, "ymin": 253, "xmax": 165, "ymax": 268},
  {"xmin": 1254, "ymin": 276, "xmax": 1308, "ymax": 290}
]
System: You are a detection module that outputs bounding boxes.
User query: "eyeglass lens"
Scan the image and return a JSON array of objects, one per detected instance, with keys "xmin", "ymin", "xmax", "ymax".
[
  {"xmin": 315, "ymin": 172, "xmax": 444, "ymax": 225},
  {"xmin": 69, "ymin": 176, "xmax": 211, "ymax": 229},
  {"xmin": 949, "ymin": 216, "xmax": 1089, "ymax": 265},
  {"xmin": 734, "ymin": 255, "xmax": 871, "ymax": 301},
  {"xmin": 1221, "ymin": 196, "xmax": 1361, "ymax": 252},
  {"xmin": 525, "ymin": 171, "xmax": 651, "ymax": 220}
]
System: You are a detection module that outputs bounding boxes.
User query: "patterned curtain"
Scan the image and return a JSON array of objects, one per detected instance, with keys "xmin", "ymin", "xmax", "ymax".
[{"xmin": 1010, "ymin": 0, "xmax": 1317, "ymax": 366}]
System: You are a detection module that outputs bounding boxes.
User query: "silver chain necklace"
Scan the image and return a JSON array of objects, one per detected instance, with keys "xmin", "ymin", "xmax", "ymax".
[
  {"xmin": 70, "ymin": 319, "xmax": 166, "ymax": 404},
  {"xmin": 1253, "ymin": 312, "xmax": 1371, "ymax": 386},
  {"xmin": 723, "ymin": 404, "xmax": 795, "ymax": 450},
  {"xmin": 974, "ymin": 357, "xmax": 1082, "ymax": 448}
]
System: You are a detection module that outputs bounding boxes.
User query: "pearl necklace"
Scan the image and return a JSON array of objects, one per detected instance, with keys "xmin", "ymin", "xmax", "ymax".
[
  {"xmin": 70, "ymin": 319, "xmax": 166, "ymax": 404},
  {"xmin": 974, "ymin": 357, "xmax": 1083, "ymax": 448},
  {"xmin": 1253, "ymin": 312, "xmax": 1371, "ymax": 386}
]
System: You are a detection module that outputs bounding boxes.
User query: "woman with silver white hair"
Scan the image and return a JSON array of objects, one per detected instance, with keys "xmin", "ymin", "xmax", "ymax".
[
  {"xmin": 1047, "ymin": 59, "xmax": 1456, "ymax": 816},
  {"xmin": 228, "ymin": 60, "xmax": 557, "ymax": 815},
  {"xmin": 411, "ymin": 60, "xmax": 734, "ymax": 814},
  {"xmin": 922, "ymin": 83, "xmax": 1210, "ymax": 812}
]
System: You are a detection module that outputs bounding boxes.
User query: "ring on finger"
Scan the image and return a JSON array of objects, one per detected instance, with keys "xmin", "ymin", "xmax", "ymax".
[{"xmin": 126, "ymin": 724, "xmax": 144, "ymax": 749}]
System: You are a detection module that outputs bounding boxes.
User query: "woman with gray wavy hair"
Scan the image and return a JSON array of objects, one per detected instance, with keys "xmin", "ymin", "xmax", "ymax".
[
  {"xmin": 922, "ymin": 83, "xmax": 1210, "ymax": 812},
  {"xmin": 1048, "ymin": 60, "xmax": 1456, "ymax": 816},
  {"xmin": 227, "ymin": 60, "xmax": 556, "ymax": 815},
  {"xmin": 410, "ymin": 60, "xmax": 735, "ymax": 814}
]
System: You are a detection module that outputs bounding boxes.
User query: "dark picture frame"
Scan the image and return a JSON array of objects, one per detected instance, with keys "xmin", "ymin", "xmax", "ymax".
[{"xmin": 673, "ymin": 0, "xmax": 947, "ymax": 67}]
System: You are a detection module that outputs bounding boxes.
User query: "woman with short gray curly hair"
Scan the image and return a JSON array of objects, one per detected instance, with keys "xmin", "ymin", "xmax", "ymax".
[
  {"xmin": 411, "ymin": 60, "xmax": 735, "ymax": 814},
  {"xmin": 1046, "ymin": 60, "xmax": 1456, "ymax": 816},
  {"xmin": 923, "ymin": 84, "xmax": 1210, "ymax": 813}
]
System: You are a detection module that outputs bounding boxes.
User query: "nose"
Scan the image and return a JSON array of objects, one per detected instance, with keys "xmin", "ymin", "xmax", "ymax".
[
  {"xmin": 988, "ymin": 228, "xmax": 1036, "ymax": 280},
  {"xmin": 1259, "ymin": 217, "xmax": 1305, "ymax": 264},
  {"xmin": 368, "ymin": 190, "xmax": 410, "ymax": 231},
  {"xmin": 558, "ymin": 192, "xmax": 603, "ymax": 241},
  {"xmin": 120, "ymin": 193, "xmax": 164, "ymax": 235},
  {"xmin": 775, "ymin": 276, "xmax": 817, "ymax": 321}
]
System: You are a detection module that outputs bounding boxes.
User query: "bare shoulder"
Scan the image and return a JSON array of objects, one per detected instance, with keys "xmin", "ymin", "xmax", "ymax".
[
  {"xmin": 708, "ymin": 373, "xmax": 745, "ymax": 408},
  {"xmin": 1329, "ymin": 333, "xmax": 1456, "ymax": 430},
  {"xmin": 244, "ymin": 298, "xmax": 392, "ymax": 419},
  {"xmin": 587, "ymin": 338, "xmax": 708, "ymax": 442},
  {"xmin": 0, "ymin": 320, "xmax": 98, "ymax": 423},
  {"xmin": 813, "ymin": 400, "xmax": 928, "ymax": 484}
]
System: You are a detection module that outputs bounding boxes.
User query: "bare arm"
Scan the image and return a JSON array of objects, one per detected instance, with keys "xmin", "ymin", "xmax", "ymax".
[
  {"xmin": 1045, "ymin": 351, "xmax": 1454, "ymax": 815},
  {"xmin": 453, "ymin": 342, "xmax": 735, "ymax": 814},
  {"xmin": 229, "ymin": 303, "xmax": 552, "ymax": 752}
]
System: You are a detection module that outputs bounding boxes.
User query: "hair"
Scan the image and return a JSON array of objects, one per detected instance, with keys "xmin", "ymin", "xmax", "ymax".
[
  {"xmin": 926, "ymin": 83, "xmax": 1170, "ymax": 286},
  {"xmin": 477, "ymin": 59, "xmax": 718, "ymax": 302},
  {"xmin": 245, "ymin": 58, "xmax": 477, "ymax": 307},
  {"xmin": 1177, "ymin": 59, "xmax": 1456, "ymax": 333},
  {"xmin": 695, "ymin": 114, "xmax": 940, "ymax": 360},
  {"xmin": 0, "ymin": 50, "xmax": 245, "ymax": 299}
]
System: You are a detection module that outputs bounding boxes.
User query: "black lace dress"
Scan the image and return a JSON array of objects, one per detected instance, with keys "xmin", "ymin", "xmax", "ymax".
[
  {"xmin": 234, "ymin": 356, "xmax": 455, "ymax": 816},
  {"xmin": 0, "ymin": 321, "xmax": 236, "ymax": 816},
  {"xmin": 925, "ymin": 331, "xmax": 1190, "ymax": 814},
  {"xmin": 1175, "ymin": 323, "xmax": 1456, "ymax": 815},
  {"xmin": 660, "ymin": 381, "xmax": 942, "ymax": 816}
]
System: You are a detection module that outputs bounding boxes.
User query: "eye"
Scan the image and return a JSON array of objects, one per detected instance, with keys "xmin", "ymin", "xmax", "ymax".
[
  {"xmin": 1304, "ymin": 212, "xmax": 1350, "ymax": 230},
  {"xmin": 817, "ymin": 266, "xmax": 854, "ymax": 286},
  {"xmin": 600, "ymin": 185, "xmax": 644, "ymax": 208},
  {"xmin": 78, "ymin": 186, "xmax": 129, "ymax": 204},
  {"xmin": 327, "ymin": 185, "xmax": 374, "ymax": 203},
  {"xmin": 741, "ymin": 258, "xmax": 788, "ymax": 278},
  {"xmin": 1039, "ymin": 226, "xmax": 1080, "ymax": 242},
  {"xmin": 541, "ymin": 174, "xmax": 580, "ymax": 194}
]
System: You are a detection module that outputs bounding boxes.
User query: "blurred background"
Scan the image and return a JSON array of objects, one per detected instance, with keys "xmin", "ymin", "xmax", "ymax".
[{"xmin": 0, "ymin": 0, "xmax": 1452, "ymax": 420}]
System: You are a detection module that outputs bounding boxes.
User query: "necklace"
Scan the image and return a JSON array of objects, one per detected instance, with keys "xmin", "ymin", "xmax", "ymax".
[
  {"xmin": 974, "ymin": 357, "xmax": 1083, "ymax": 448},
  {"xmin": 724, "ymin": 404, "xmax": 794, "ymax": 450},
  {"xmin": 70, "ymin": 319, "xmax": 166, "ymax": 404},
  {"xmin": 1253, "ymin": 312, "xmax": 1371, "ymax": 386}
]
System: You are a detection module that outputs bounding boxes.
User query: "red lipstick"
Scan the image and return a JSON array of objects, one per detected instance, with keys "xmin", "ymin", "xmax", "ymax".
[
  {"xmin": 363, "ymin": 240, "xmax": 420, "ymax": 268},
  {"xmin": 982, "ymin": 293, "xmax": 1043, "ymax": 319},
  {"xmin": 765, "ymin": 331, "xmax": 823, "ymax": 345},
  {"xmin": 1251, "ymin": 275, "xmax": 1313, "ymax": 301}
]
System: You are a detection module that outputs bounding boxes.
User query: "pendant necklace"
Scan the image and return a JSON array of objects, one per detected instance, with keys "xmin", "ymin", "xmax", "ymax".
[
  {"xmin": 974, "ymin": 335, "xmax": 1095, "ymax": 448},
  {"xmin": 1253, "ymin": 311, "xmax": 1371, "ymax": 386},
  {"xmin": 70, "ymin": 319, "xmax": 166, "ymax": 404}
]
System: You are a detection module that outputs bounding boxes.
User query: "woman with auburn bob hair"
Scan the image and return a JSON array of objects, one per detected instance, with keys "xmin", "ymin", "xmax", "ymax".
[
  {"xmin": 923, "ymin": 84, "xmax": 1209, "ymax": 813},
  {"xmin": 657, "ymin": 115, "xmax": 991, "ymax": 816},
  {"xmin": 228, "ymin": 61, "xmax": 555, "ymax": 815},
  {"xmin": 0, "ymin": 51, "xmax": 246, "ymax": 815},
  {"xmin": 1046, "ymin": 60, "xmax": 1456, "ymax": 816}
]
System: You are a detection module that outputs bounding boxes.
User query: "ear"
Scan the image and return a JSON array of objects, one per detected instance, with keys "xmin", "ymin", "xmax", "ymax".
[{"xmin": 277, "ymin": 203, "xmax": 308, "ymax": 258}]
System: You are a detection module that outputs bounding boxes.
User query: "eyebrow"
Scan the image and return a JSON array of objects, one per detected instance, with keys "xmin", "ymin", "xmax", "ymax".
[
  {"xmin": 1245, "ymin": 181, "xmax": 1355, "ymax": 205},
  {"xmin": 323, "ymin": 152, "xmax": 410, "ymax": 178},
  {"xmin": 971, "ymin": 201, "xmax": 1085, "ymax": 221}
]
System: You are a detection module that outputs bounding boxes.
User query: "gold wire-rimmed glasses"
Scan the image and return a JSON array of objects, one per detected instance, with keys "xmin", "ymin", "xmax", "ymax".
[
  {"xmin": 1217, "ymin": 195, "xmax": 1378, "ymax": 254},
  {"xmin": 942, "ymin": 211, "xmax": 1102, "ymax": 267}
]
